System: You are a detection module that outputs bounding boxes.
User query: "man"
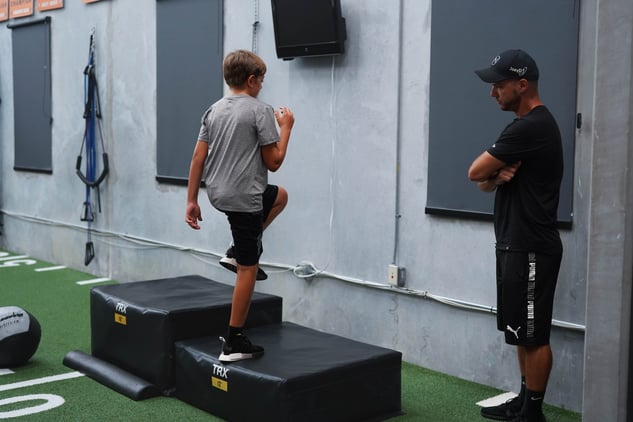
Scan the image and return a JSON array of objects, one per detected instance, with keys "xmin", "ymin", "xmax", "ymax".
[{"xmin": 468, "ymin": 49, "xmax": 563, "ymax": 422}]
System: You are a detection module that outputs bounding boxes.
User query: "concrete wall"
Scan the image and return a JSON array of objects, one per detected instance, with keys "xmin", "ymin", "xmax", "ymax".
[
  {"xmin": 581, "ymin": 0, "xmax": 633, "ymax": 420},
  {"xmin": 1, "ymin": 0, "xmax": 630, "ymax": 414}
]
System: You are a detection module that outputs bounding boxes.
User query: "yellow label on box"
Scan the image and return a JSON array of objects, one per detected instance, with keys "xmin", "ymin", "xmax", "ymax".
[
  {"xmin": 114, "ymin": 313, "xmax": 127, "ymax": 325},
  {"xmin": 211, "ymin": 377, "xmax": 228, "ymax": 392}
]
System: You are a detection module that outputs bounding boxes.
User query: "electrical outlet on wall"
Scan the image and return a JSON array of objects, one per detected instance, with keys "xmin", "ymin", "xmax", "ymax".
[{"xmin": 388, "ymin": 264, "xmax": 405, "ymax": 287}]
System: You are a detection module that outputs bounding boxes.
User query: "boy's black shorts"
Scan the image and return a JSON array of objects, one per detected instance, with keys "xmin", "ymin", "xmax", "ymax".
[
  {"xmin": 223, "ymin": 185, "xmax": 278, "ymax": 267},
  {"xmin": 495, "ymin": 249, "xmax": 562, "ymax": 346}
]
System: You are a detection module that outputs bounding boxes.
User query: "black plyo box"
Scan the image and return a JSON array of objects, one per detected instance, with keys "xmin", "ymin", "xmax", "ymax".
[
  {"xmin": 175, "ymin": 322, "xmax": 402, "ymax": 422},
  {"xmin": 90, "ymin": 275, "xmax": 282, "ymax": 391}
]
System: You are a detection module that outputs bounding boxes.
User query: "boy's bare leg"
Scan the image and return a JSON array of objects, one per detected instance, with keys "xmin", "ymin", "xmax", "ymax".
[
  {"xmin": 263, "ymin": 187, "xmax": 288, "ymax": 230},
  {"xmin": 229, "ymin": 264, "xmax": 258, "ymax": 327}
]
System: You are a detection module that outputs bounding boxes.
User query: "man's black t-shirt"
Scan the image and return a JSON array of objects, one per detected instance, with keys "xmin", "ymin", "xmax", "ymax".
[{"xmin": 487, "ymin": 105, "xmax": 563, "ymax": 254}]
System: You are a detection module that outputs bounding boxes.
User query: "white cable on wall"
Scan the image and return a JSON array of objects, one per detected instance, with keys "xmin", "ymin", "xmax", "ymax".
[
  {"xmin": 251, "ymin": 0, "xmax": 260, "ymax": 53},
  {"xmin": 319, "ymin": 56, "xmax": 338, "ymax": 275},
  {"xmin": 0, "ymin": 208, "xmax": 585, "ymax": 333},
  {"xmin": 293, "ymin": 56, "xmax": 339, "ymax": 278}
]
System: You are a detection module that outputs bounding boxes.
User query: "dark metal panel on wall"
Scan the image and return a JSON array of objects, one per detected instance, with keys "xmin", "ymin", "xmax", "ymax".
[
  {"xmin": 9, "ymin": 17, "xmax": 53, "ymax": 173},
  {"xmin": 156, "ymin": 0, "xmax": 224, "ymax": 184},
  {"xmin": 425, "ymin": 0, "xmax": 579, "ymax": 226}
]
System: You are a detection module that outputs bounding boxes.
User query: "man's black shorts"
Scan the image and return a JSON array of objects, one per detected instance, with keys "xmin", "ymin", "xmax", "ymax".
[
  {"xmin": 496, "ymin": 249, "xmax": 562, "ymax": 346},
  {"xmin": 223, "ymin": 185, "xmax": 278, "ymax": 267}
]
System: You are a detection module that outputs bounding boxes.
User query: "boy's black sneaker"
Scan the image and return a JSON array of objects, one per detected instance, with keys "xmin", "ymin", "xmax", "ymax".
[
  {"xmin": 481, "ymin": 395, "xmax": 523, "ymax": 420},
  {"xmin": 219, "ymin": 246, "xmax": 268, "ymax": 280},
  {"xmin": 218, "ymin": 335, "xmax": 264, "ymax": 362}
]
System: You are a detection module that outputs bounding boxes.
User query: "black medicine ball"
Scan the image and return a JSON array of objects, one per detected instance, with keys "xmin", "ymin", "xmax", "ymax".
[{"xmin": 0, "ymin": 306, "xmax": 42, "ymax": 367}]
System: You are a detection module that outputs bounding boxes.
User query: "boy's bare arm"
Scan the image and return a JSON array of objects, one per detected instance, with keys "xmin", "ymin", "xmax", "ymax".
[
  {"xmin": 185, "ymin": 140, "xmax": 208, "ymax": 229},
  {"xmin": 262, "ymin": 107, "xmax": 294, "ymax": 172}
]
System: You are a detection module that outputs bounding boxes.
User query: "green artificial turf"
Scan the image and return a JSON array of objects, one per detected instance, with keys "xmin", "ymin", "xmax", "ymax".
[
  {"xmin": 399, "ymin": 363, "xmax": 580, "ymax": 421},
  {"xmin": 0, "ymin": 250, "xmax": 581, "ymax": 421}
]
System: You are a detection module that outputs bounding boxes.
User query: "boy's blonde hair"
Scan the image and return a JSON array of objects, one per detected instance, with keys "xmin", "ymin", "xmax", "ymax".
[{"xmin": 223, "ymin": 50, "xmax": 267, "ymax": 88}]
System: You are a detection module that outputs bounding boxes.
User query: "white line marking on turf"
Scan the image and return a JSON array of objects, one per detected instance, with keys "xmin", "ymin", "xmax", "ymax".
[
  {"xmin": 0, "ymin": 394, "xmax": 65, "ymax": 418},
  {"xmin": 35, "ymin": 265, "xmax": 67, "ymax": 272},
  {"xmin": 0, "ymin": 371, "xmax": 84, "ymax": 392},
  {"xmin": 476, "ymin": 391, "xmax": 518, "ymax": 407},
  {"xmin": 76, "ymin": 277, "xmax": 111, "ymax": 285},
  {"xmin": 0, "ymin": 369, "xmax": 14, "ymax": 376},
  {"xmin": 0, "ymin": 255, "xmax": 28, "ymax": 261}
]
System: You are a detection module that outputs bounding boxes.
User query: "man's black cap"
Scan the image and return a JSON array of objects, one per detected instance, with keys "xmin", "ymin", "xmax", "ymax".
[{"xmin": 474, "ymin": 49, "xmax": 539, "ymax": 83}]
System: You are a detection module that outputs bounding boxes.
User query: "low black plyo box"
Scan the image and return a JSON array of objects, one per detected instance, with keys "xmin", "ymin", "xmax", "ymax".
[
  {"xmin": 175, "ymin": 322, "xmax": 402, "ymax": 422},
  {"xmin": 90, "ymin": 275, "xmax": 282, "ymax": 391}
]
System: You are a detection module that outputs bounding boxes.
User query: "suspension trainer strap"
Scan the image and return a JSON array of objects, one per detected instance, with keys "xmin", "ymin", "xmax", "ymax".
[{"xmin": 76, "ymin": 29, "xmax": 109, "ymax": 266}]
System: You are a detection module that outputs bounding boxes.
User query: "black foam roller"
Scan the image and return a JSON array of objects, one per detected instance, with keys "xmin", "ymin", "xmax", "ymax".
[{"xmin": 63, "ymin": 350, "xmax": 161, "ymax": 401}]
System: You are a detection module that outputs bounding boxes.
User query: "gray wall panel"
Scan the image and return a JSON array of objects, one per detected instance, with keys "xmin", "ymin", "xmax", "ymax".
[
  {"xmin": 427, "ymin": 0, "xmax": 579, "ymax": 224},
  {"xmin": 10, "ymin": 18, "xmax": 52, "ymax": 173},
  {"xmin": 156, "ymin": 0, "xmax": 223, "ymax": 182}
]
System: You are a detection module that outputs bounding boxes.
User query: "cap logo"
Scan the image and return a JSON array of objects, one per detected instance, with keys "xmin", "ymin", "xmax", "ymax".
[
  {"xmin": 491, "ymin": 55, "xmax": 501, "ymax": 65},
  {"xmin": 509, "ymin": 66, "xmax": 527, "ymax": 76}
]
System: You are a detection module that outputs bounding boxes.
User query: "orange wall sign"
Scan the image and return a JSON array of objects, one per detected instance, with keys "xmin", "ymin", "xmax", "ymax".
[
  {"xmin": 9, "ymin": 0, "xmax": 33, "ymax": 18},
  {"xmin": 37, "ymin": 0, "xmax": 63, "ymax": 11},
  {"xmin": 0, "ymin": 0, "xmax": 8, "ymax": 22}
]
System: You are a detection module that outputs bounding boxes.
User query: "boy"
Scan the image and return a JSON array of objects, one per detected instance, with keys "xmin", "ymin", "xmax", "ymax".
[{"xmin": 185, "ymin": 49, "xmax": 294, "ymax": 362}]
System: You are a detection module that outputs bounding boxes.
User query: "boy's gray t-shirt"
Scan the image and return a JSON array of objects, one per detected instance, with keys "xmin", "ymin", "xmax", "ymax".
[{"xmin": 198, "ymin": 94, "xmax": 279, "ymax": 213}]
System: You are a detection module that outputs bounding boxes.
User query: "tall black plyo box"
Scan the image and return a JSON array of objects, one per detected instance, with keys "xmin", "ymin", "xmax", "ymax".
[
  {"xmin": 175, "ymin": 322, "xmax": 402, "ymax": 421},
  {"xmin": 90, "ymin": 275, "xmax": 282, "ymax": 392}
]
